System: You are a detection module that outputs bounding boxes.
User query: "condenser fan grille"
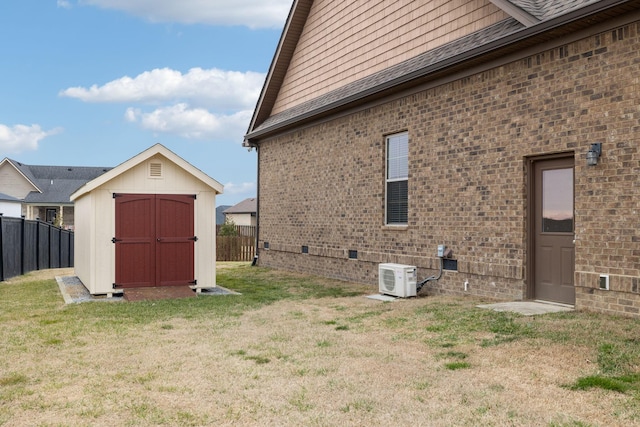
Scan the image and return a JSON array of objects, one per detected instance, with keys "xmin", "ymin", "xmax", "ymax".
[{"xmin": 381, "ymin": 269, "xmax": 396, "ymax": 292}]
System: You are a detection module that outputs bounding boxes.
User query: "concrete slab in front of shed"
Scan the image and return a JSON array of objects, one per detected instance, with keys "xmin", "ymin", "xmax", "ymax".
[{"xmin": 123, "ymin": 286, "xmax": 195, "ymax": 301}]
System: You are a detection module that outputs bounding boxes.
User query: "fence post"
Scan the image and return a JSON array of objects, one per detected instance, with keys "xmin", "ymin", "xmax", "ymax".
[
  {"xmin": 69, "ymin": 230, "xmax": 74, "ymax": 268},
  {"xmin": 0, "ymin": 214, "xmax": 4, "ymax": 281},
  {"xmin": 20, "ymin": 216, "xmax": 25, "ymax": 275},
  {"xmin": 58, "ymin": 227, "xmax": 62, "ymax": 269},
  {"xmin": 48, "ymin": 222, "xmax": 52, "ymax": 269},
  {"xmin": 36, "ymin": 219, "xmax": 40, "ymax": 270}
]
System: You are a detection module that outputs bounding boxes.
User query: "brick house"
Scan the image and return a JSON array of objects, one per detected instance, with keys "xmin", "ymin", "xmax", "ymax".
[{"xmin": 243, "ymin": 0, "xmax": 640, "ymax": 317}]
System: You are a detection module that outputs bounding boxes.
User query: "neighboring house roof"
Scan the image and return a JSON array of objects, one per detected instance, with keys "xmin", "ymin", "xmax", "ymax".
[
  {"xmin": 244, "ymin": 0, "xmax": 637, "ymax": 144},
  {"xmin": 0, "ymin": 192, "xmax": 22, "ymax": 202},
  {"xmin": 223, "ymin": 198, "xmax": 257, "ymax": 215},
  {"xmin": 1, "ymin": 158, "xmax": 111, "ymax": 205},
  {"xmin": 70, "ymin": 143, "xmax": 224, "ymax": 200}
]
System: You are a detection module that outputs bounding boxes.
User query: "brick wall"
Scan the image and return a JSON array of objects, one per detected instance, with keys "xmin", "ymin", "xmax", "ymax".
[{"xmin": 257, "ymin": 19, "xmax": 640, "ymax": 316}]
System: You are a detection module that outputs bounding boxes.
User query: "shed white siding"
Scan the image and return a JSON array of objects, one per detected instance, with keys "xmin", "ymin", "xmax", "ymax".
[{"xmin": 71, "ymin": 146, "xmax": 222, "ymax": 295}]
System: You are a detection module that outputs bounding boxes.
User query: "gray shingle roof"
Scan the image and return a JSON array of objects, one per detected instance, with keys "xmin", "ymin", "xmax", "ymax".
[
  {"xmin": 510, "ymin": 0, "xmax": 601, "ymax": 20},
  {"xmin": 6, "ymin": 159, "xmax": 111, "ymax": 204},
  {"xmin": 246, "ymin": 0, "xmax": 632, "ymax": 142},
  {"xmin": 223, "ymin": 198, "xmax": 257, "ymax": 214},
  {"xmin": 252, "ymin": 18, "xmax": 524, "ymax": 134},
  {"xmin": 0, "ymin": 192, "xmax": 21, "ymax": 202}
]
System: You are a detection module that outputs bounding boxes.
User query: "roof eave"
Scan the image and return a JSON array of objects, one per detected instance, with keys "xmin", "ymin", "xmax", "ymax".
[
  {"xmin": 245, "ymin": 0, "xmax": 313, "ymax": 143},
  {"xmin": 245, "ymin": 0, "xmax": 636, "ymax": 143},
  {"xmin": 489, "ymin": 0, "xmax": 540, "ymax": 26}
]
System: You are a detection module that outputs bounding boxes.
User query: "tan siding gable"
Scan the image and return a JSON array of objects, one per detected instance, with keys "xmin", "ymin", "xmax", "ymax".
[
  {"xmin": 272, "ymin": 0, "xmax": 508, "ymax": 114},
  {"xmin": 0, "ymin": 163, "xmax": 39, "ymax": 199}
]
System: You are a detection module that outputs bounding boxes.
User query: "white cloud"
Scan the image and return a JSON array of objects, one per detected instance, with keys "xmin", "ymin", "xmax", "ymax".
[
  {"xmin": 0, "ymin": 124, "xmax": 62, "ymax": 154},
  {"xmin": 57, "ymin": 0, "xmax": 72, "ymax": 8},
  {"xmin": 223, "ymin": 181, "xmax": 256, "ymax": 195},
  {"xmin": 60, "ymin": 67, "xmax": 265, "ymax": 110},
  {"xmin": 125, "ymin": 104, "xmax": 251, "ymax": 140},
  {"xmin": 78, "ymin": 0, "xmax": 291, "ymax": 29},
  {"xmin": 62, "ymin": 66, "xmax": 264, "ymax": 141}
]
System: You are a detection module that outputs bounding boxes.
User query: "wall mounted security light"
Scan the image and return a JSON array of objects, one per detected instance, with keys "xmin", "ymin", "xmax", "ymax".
[{"xmin": 586, "ymin": 143, "xmax": 602, "ymax": 166}]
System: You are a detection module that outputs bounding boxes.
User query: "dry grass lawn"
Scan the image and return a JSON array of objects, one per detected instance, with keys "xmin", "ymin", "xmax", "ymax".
[{"xmin": 1, "ymin": 264, "xmax": 639, "ymax": 426}]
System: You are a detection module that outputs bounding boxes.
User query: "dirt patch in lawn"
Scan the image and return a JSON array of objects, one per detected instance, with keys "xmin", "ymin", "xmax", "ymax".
[{"xmin": 1, "ymin": 267, "xmax": 638, "ymax": 426}]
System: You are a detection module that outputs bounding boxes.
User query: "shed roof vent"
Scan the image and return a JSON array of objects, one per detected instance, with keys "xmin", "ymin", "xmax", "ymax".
[{"xmin": 149, "ymin": 161, "xmax": 163, "ymax": 178}]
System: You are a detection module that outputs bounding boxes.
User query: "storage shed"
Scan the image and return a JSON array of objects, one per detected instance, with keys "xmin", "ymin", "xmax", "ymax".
[{"xmin": 70, "ymin": 144, "xmax": 223, "ymax": 296}]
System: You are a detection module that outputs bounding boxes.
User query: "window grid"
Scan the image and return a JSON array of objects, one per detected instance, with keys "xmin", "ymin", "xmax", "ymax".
[{"xmin": 386, "ymin": 132, "xmax": 408, "ymax": 225}]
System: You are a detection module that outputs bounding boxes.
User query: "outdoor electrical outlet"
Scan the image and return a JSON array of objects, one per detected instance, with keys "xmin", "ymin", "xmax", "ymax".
[{"xmin": 437, "ymin": 244, "xmax": 445, "ymax": 257}]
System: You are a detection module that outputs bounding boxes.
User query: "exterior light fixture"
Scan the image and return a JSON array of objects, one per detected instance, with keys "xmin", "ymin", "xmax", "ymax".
[{"xmin": 586, "ymin": 143, "xmax": 602, "ymax": 166}]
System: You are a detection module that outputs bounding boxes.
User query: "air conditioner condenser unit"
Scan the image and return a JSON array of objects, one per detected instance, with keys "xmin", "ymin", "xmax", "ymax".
[{"xmin": 378, "ymin": 263, "xmax": 417, "ymax": 298}]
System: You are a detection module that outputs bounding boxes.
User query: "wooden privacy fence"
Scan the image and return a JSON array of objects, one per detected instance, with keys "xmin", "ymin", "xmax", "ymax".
[
  {"xmin": 0, "ymin": 215, "xmax": 74, "ymax": 281},
  {"xmin": 216, "ymin": 225, "xmax": 256, "ymax": 261}
]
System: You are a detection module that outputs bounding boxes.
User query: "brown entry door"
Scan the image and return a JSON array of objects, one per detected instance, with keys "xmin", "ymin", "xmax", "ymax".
[
  {"xmin": 533, "ymin": 157, "xmax": 575, "ymax": 304},
  {"xmin": 115, "ymin": 194, "xmax": 195, "ymax": 288}
]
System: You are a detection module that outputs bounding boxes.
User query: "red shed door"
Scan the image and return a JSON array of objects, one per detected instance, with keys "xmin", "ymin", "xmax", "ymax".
[
  {"xmin": 115, "ymin": 194, "xmax": 195, "ymax": 288},
  {"xmin": 155, "ymin": 195, "xmax": 195, "ymax": 287}
]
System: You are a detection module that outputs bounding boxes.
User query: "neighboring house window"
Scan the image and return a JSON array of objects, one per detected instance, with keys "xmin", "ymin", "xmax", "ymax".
[{"xmin": 386, "ymin": 132, "xmax": 408, "ymax": 224}]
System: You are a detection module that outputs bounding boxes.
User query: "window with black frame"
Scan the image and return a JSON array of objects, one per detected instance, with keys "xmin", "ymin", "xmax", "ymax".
[{"xmin": 386, "ymin": 132, "xmax": 408, "ymax": 225}]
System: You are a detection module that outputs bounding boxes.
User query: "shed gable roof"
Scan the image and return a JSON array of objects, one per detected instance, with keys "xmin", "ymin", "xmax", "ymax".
[
  {"xmin": 70, "ymin": 144, "xmax": 223, "ymax": 200},
  {"xmin": 245, "ymin": 0, "xmax": 636, "ymax": 144}
]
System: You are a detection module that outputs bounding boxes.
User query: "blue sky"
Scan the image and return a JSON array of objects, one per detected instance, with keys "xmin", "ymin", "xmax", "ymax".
[{"xmin": 0, "ymin": 0, "xmax": 291, "ymax": 207}]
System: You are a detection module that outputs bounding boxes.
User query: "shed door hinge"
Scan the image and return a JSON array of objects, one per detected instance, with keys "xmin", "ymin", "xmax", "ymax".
[
  {"xmin": 189, "ymin": 280, "xmax": 197, "ymax": 285},
  {"xmin": 112, "ymin": 237, "xmax": 121, "ymax": 243},
  {"xmin": 189, "ymin": 236, "xmax": 198, "ymax": 241}
]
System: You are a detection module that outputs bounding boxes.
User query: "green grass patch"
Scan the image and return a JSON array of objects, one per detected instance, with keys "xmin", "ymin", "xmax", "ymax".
[
  {"xmin": 597, "ymin": 343, "xmax": 636, "ymax": 375},
  {"xmin": 566, "ymin": 341, "xmax": 640, "ymax": 394},
  {"xmin": 444, "ymin": 361, "xmax": 471, "ymax": 370},
  {"xmin": 417, "ymin": 303, "xmax": 537, "ymax": 348},
  {"xmin": 569, "ymin": 374, "xmax": 640, "ymax": 393}
]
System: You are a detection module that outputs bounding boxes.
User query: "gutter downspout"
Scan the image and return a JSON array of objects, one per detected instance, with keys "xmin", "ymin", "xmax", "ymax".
[{"xmin": 246, "ymin": 141, "xmax": 260, "ymax": 266}]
